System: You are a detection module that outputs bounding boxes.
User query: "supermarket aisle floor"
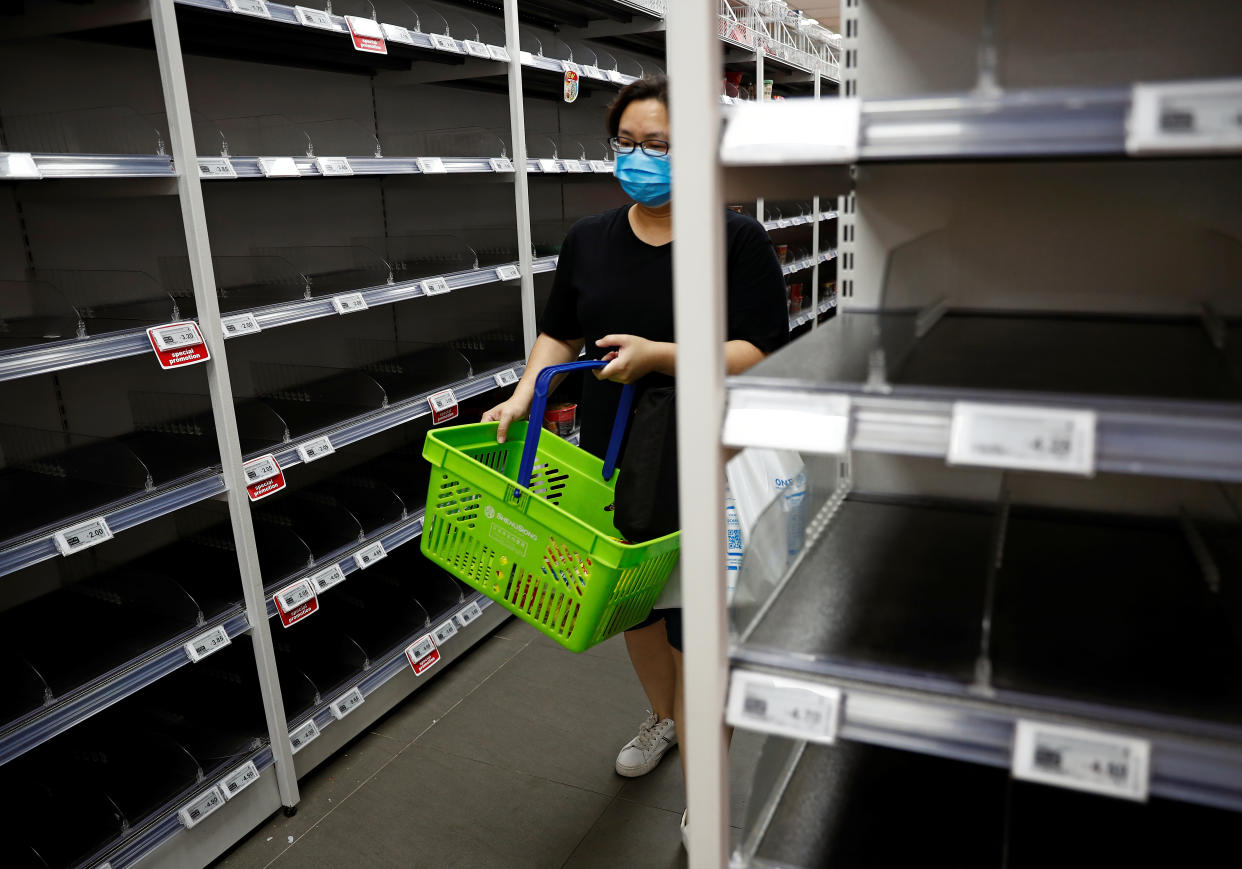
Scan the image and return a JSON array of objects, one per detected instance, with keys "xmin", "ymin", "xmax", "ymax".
[{"xmin": 214, "ymin": 617, "xmax": 761, "ymax": 869}]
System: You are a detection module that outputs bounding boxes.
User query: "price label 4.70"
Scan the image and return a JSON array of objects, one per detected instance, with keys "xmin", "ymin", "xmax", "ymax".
[
  {"xmin": 1012, "ymin": 720, "xmax": 1150, "ymax": 802},
  {"xmin": 725, "ymin": 670, "xmax": 842, "ymax": 745}
]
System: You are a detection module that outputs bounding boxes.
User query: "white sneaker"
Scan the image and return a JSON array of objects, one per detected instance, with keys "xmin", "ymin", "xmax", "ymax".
[
  {"xmin": 614, "ymin": 711, "xmax": 677, "ymax": 777},
  {"xmin": 680, "ymin": 809, "xmax": 689, "ymax": 850}
]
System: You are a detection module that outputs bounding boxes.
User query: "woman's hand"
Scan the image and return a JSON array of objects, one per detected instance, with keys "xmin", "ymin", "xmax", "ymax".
[
  {"xmin": 482, "ymin": 394, "xmax": 532, "ymax": 443},
  {"xmin": 594, "ymin": 334, "xmax": 675, "ymax": 383}
]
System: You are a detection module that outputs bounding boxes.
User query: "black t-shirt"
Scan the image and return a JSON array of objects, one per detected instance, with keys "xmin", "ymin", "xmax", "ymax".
[{"xmin": 540, "ymin": 205, "xmax": 789, "ymax": 457}]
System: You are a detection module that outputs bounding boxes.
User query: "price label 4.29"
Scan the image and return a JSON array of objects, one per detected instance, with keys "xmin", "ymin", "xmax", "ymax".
[
  {"xmin": 725, "ymin": 670, "xmax": 842, "ymax": 745},
  {"xmin": 1012, "ymin": 720, "xmax": 1150, "ymax": 802},
  {"xmin": 947, "ymin": 403, "xmax": 1097, "ymax": 477},
  {"xmin": 53, "ymin": 516, "xmax": 113, "ymax": 556}
]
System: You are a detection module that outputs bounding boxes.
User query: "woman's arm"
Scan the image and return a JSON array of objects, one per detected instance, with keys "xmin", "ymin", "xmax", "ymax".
[
  {"xmin": 594, "ymin": 334, "xmax": 766, "ymax": 383},
  {"xmin": 482, "ymin": 332, "xmax": 585, "ymax": 442}
]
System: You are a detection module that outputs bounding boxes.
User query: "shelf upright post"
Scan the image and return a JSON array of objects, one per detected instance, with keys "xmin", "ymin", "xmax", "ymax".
[
  {"xmin": 755, "ymin": 24, "xmax": 765, "ymax": 223},
  {"xmin": 667, "ymin": 2, "xmax": 730, "ymax": 866},
  {"xmin": 503, "ymin": 0, "xmax": 538, "ymax": 356},
  {"xmin": 149, "ymin": 0, "xmax": 299, "ymax": 809},
  {"xmin": 810, "ymin": 73, "xmax": 821, "ymax": 329}
]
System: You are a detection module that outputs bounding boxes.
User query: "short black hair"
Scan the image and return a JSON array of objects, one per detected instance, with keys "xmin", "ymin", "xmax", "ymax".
[{"xmin": 606, "ymin": 75, "xmax": 669, "ymax": 138}]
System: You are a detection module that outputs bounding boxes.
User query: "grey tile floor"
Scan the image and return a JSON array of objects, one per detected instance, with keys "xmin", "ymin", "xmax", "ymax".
[{"xmin": 214, "ymin": 618, "xmax": 762, "ymax": 869}]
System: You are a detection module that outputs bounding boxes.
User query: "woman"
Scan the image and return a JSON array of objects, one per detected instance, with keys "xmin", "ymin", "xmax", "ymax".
[{"xmin": 482, "ymin": 75, "xmax": 787, "ymax": 836}]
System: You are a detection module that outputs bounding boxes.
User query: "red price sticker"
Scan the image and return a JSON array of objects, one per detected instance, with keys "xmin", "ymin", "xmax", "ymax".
[
  {"xmin": 274, "ymin": 578, "xmax": 319, "ymax": 628},
  {"xmin": 345, "ymin": 15, "xmax": 387, "ymax": 54},
  {"xmin": 406, "ymin": 633, "xmax": 441, "ymax": 676},
  {"xmin": 147, "ymin": 322, "xmax": 210, "ymax": 370},
  {"xmin": 428, "ymin": 388, "xmax": 459, "ymax": 424},
  {"xmin": 243, "ymin": 453, "xmax": 286, "ymax": 501}
]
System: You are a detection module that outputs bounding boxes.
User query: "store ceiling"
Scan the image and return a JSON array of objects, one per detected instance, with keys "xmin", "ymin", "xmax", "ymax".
[{"xmin": 793, "ymin": 2, "xmax": 840, "ymax": 33}]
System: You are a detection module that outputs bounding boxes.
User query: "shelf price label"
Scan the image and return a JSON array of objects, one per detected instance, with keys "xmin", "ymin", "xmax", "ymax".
[
  {"xmin": 583, "ymin": 65, "xmax": 605, "ymax": 80},
  {"xmin": 489, "ymin": 157, "xmax": 515, "ymax": 172},
  {"xmin": 221, "ymin": 312, "xmax": 261, "ymax": 338},
  {"xmin": 560, "ymin": 60, "xmax": 583, "ymax": 75},
  {"xmin": 428, "ymin": 388, "xmax": 459, "ymax": 424},
  {"xmin": 296, "ymin": 434, "xmax": 335, "ymax": 464},
  {"xmin": 289, "ymin": 718, "xmax": 321, "ymax": 754},
  {"xmin": 294, "ymin": 5, "xmax": 336, "ymax": 29},
  {"xmin": 330, "ymin": 686, "xmax": 366, "ymax": 720},
  {"xmin": 416, "ymin": 156, "xmax": 448, "ymax": 174},
  {"xmin": 464, "ymin": 40, "xmax": 490, "ymax": 58},
  {"xmin": 588, "ymin": 160, "xmax": 611, "ymax": 173},
  {"xmin": 537, "ymin": 158, "xmax": 561, "ymax": 173},
  {"xmin": 494, "ymin": 368, "xmax": 520, "ymax": 388},
  {"xmin": 257, "ymin": 157, "xmax": 300, "ymax": 178},
  {"xmin": 314, "ymin": 156, "xmax": 353, "ymax": 176},
  {"xmin": 607, "ymin": 69, "xmax": 628, "ymax": 84},
  {"xmin": 53, "ymin": 515, "xmax": 113, "ymax": 556},
  {"xmin": 420, "ymin": 276, "xmax": 451, "ymax": 295},
  {"xmin": 147, "ymin": 321, "xmax": 210, "ymax": 370},
  {"xmin": 1012, "ymin": 721, "xmax": 1150, "ymax": 802},
  {"xmin": 310, "ymin": 562, "xmax": 348, "ymax": 593},
  {"xmin": 345, "ymin": 15, "xmax": 387, "ymax": 54},
  {"xmin": 563, "ymin": 160, "xmax": 586, "ymax": 173},
  {"xmin": 405, "ymin": 633, "xmax": 440, "ymax": 676},
  {"xmin": 381, "ymin": 23, "xmax": 415, "ymax": 44},
  {"xmin": 947, "ymin": 403, "xmax": 1097, "ymax": 476},
  {"xmin": 429, "ymin": 33, "xmax": 461, "ymax": 53},
  {"xmin": 198, "ymin": 157, "xmax": 236, "ymax": 179},
  {"xmin": 455, "ymin": 600, "xmax": 483, "ymax": 628},
  {"xmin": 274, "ymin": 578, "xmax": 318, "ymax": 628},
  {"xmin": 242, "ymin": 453, "xmax": 285, "ymax": 501},
  {"xmin": 433, "ymin": 619, "xmax": 458, "ymax": 645},
  {"xmin": 185, "ymin": 625, "xmax": 231, "ymax": 662},
  {"xmin": 1128, "ymin": 80, "xmax": 1242, "ymax": 155},
  {"xmin": 219, "ymin": 760, "xmax": 261, "ymax": 800},
  {"xmin": 178, "ymin": 786, "xmax": 226, "ymax": 829},
  {"xmin": 353, "ymin": 540, "xmax": 387, "ymax": 570},
  {"xmin": 777, "ymin": 218, "xmax": 791, "ymax": 228},
  {"xmin": 494, "ymin": 264, "xmax": 521, "ymax": 281},
  {"xmin": 726, "ymin": 670, "xmax": 842, "ymax": 745},
  {"xmin": 332, "ymin": 292, "xmax": 368, "ymax": 314},
  {"xmin": 227, "ymin": 0, "xmax": 270, "ymax": 17},
  {"xmin": 486, "ymin": 44, "xmax": 510, "ymax": 62},
  {"xmin": 0, "ymin": 153, "xmax": 41, "ymax": 179}
]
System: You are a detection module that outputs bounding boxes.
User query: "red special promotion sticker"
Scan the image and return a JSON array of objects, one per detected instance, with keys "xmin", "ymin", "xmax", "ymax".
[
  {"xmin": 242, "ymin": 453, "xmax": 286, "ymax": 502},
  {"xmin": 345, "ymin": 15, "xmax": 387, "ymax": 54},
  {"xmin": 147, "ymin": 322, "xmax": 211, "ymax": 370},
  {"xmin": 273, "ymin": 578, "xmax": 319, "ymax": 628},
  {"xmin": 428, "ymin": 388, "xmax": 459, "ymax": 425},
  {"xmin": 405, "ymin": 633, "xmax": 441, "ymax": 676}
]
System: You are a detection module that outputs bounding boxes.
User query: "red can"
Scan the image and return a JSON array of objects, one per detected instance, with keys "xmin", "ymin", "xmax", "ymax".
[{"xmin": 543, "ymin": 403, "xmax": 577, "ymax": 437}]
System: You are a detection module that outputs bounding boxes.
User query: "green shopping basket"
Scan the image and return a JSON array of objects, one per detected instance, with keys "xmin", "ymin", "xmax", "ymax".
[{"xmin": 421, "ymin": 361, "xmax": 680, "ymax": 652}]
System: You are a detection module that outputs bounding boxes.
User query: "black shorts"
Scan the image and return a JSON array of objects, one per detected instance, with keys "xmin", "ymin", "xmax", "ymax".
[{"xmin": 628, "ymin": 607, "xmax": 683, "ymax": 652}]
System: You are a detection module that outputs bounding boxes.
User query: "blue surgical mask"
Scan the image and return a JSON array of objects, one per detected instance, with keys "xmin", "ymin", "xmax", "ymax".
[{"xmin": 615, "ymin": 149, "xmax": 671, "ymax": 206}]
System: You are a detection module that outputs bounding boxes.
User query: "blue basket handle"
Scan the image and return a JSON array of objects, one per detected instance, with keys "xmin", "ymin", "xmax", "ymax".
[{"xmin": 515, "ymin": 360, "xmax": 635, "ymax": 495}]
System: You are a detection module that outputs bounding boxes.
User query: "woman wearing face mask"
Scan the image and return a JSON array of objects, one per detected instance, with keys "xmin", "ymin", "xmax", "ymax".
[{"xmin": 482, "ymin": 76, "xmax": 787, "ymax": 841}]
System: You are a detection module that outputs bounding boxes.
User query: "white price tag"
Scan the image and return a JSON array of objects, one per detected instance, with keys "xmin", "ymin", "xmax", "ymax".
[
  {"xmin": 289, "ymin": 718, "xmax": 321, "ymax": 754},
  {"xmin": 54, "ymin": 516, "xmax": 114, "ymax": 556},
  {"xmin": 150, "ymin": 322, "xmax": 203, "ymax": 350},
  {"xmin": 416, "ymin": 156, "xmax": 447, "ymax": 174},
  {"xmin": 314, "ymin": 156, "xmax": 353, "ymax": 176},
  {"xmin": 310, "ymin": 562, "xmax": 347, "ymax": 593},
  {"xmin": 560, "ymin": 60, "xmax": 583, "ymax": 75},
  {"xmin": 455, "ymin": 600, "xmax": 484, "ymax": 628},
  {"xmin": 276, "ymin": 579, "xmax": 315, "ymax": 612},
  {"xmin": 519, "ymin": 51, "xmax": 534, "ymax": 65},
  {"xmin": 185, "ymin": 625, "xmax": 231, "ymax": 662},
  {"xmin": 726, "ymin": 671, "xmax": 841, "ymax": 745},
  {"xmin": 464, "ymin": 40, "xmax": 490, "ymax": 58},
  {"xmin": 583, "ymin": 65, "xmax": 605, "ymax": 80},
  {"xmin": 420, "ymin": 276, "xmax": 451, "ymax": 295},
  {"xmin": 1012, "ymin": 721, "xmax": 1150, "ymax": 802},
  {"xmin": 242, "ymin": 454, "xmax": 280, "ymax": 484},
  {"xmin": 1128, "ymin": 79, "xmax": 1242, "ymax": 155},
  {"xmin": 227, "ymin": 0, "xmax": 270, "ymax": 17},
  {"xmin": 0, "ymin": 153, "xmax": 41, "ymax": 179},
  {"xmin": 178, "ymin": 786, "xmax": 225, "ymax": 828},
  {"xmin": 489, "ymin": 157, "xmax": 515, "ymax": 172},
  {"xmin": 198, "ymin": 157, "xmax": 236, "ymax": 179},
  {"xmin": 721, "ymin": 98, "xmax": 861, "ymax": 165},
  {"xmin": 487, "ymin": 44, "xmax": 510, "ymax": 62},
  {"xmin": 294, "ymin": 5, "xmax": 335, "ymax": 28},
  {"xmin": 793, "ymin": 216, "xmax": 807, "ymax": 225},
  {"xmin": 588, "ymin": 160, "xmax": 611, "ymax": 173},
  {"xmin": 296, "ymin": 435, "xmax": 335, "ymax": 463},
  {"xmin": 381, "ymin": 23, "xmax": 415, "ymax": 44},
  {"xmin": 494, "ymin": 368, "xmax": 519, "ymax": 387},
  {"xmin": 221, "ymin": 312, "xmax": 261, "ymax": 338},
  {"xmin": 258, "ymin": 157, "xmax": 300, "ymax": 178},
  {"xmin": 495, "ymin": 264, "xmax": 521, "ymax": 281},
  {"xmin": 563, "ymin": 160, "xmax": 586, "ymax": 173},
  {"xmin": 777, "ymin": 218, "xmax": 791, "ymax": 228},
  {"xmin": 607, "ymin": 69, "xmax": 628, "ymax": 84},
  {"xmin": 332, "ymin": 292, "xmax": 368, "ymax": 314},
  {"xmin": 947, "ymin": 403, "xmax": 1096, "ymax": 476},
  {"xmin": 433, "ymin": 619, "xmax": 458, "ymax": 645},
  {"xmin": 353, "ymin": 540, "xmax": 387, "ymax": 569},
  {"xmin": 219, "ymin": 761, "xmax": 260, "ymax": 800},
  {"xmin": 428, "ymin": 388, "xmax": 459, "ymax": 424},
  {"xmin": 430, "ymin": 33, "xmax": 461, "ymax": 53},
  {"xmin": 330, "ymin": 686, "xmax": 366, "ymax": 720},
  {"xmin": 723, "ymin": 390, "xmax": 850, "ymax": 454},
  {"xmin": 537, "ymin": 158, "xmax": 561, "ymax": 173}
]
